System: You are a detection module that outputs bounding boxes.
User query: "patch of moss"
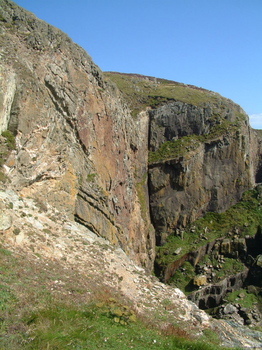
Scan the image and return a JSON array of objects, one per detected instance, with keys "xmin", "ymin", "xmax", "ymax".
[
  {"xmin": 86, "ymin": 173, "xmax": 96, "ymax": 182},
  {"xmin": 0, "ymin": 170, "xmax": 8, "ymax": 183}
]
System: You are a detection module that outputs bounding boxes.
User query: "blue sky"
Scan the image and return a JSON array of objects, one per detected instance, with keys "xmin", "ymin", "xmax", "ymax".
[{"xmin": 12, "ymin": 0, "xmax": 262, "ymax": 129}]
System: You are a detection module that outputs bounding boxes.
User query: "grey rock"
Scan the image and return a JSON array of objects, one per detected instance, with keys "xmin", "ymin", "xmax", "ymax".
[
  {"xmin": 223, "ymin": 303, "xmax": 238, "ymax": 315},
  {"xmin": 0, "ymin": 212, "xmax": 12, "ymax": 231}
]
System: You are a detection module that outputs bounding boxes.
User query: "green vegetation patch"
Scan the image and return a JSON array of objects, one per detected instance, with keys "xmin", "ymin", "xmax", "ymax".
[
  {"xmin": 225, "ymin": 288, "xmax": 258, "ymax": 309},
  {"xmin": 1, "ymin": 130, "xmax": 16, "ymax": 150},
  {"xmin": 148, "ymin": 119, "xmax": 238, "ymax": 164},
  {"xmin": 9, "ymin": 300, "xmax": 229, "ymax": 350},
  {"xmin": 149, "ymin": 134, "xmax": 203, "ymax": 163},
  {"xmin": 168, "ymin": 261, "xmax": 196, "ymax": 293},
  {"xmin": 0, "ymin": 130, "xmax": 16, "ymax": 183},
  {"xmin": 104, "ymin": 72, "xmax": 226, "ymax": 117},
  {"xmin": 155, "ymin": 187, "xmax": 262, "ymax": 285}
]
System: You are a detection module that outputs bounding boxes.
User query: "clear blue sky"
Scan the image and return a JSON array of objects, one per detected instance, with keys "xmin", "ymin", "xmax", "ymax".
[{"xmin": 12, "ymin": 0, "xmax": 262, "ymax": 128}]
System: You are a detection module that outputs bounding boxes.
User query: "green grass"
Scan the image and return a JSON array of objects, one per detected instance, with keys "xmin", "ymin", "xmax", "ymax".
[
  {"xmin": 0, "ymin": 244, "xmax": 233, "ymax": 350},
  {"xmin": 1, "ymin": 300, "xmax": 230, "ymax": 350},
  {"xmin": 104, "ymin": 72, "xmax": 227, "ymax": 118},
  {"xmin": 148, "ymin": 135, "xmax": 203, "ymax": 163},
  {"xmin": 167, "ymin": 261, "xmax": 196, "ymax": 293},
  {"xmin": 214, "ymin": 258, "xmax": 245, "ymax": 280},
  {"xmin": 225, "ymin": 289, "xmax": 258, "ymax": 309},
  {"xmin": 148, "ymin": 119, "xmax": 239, "ymax": 163}
]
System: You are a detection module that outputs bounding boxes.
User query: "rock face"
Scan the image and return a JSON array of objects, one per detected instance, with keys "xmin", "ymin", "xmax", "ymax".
[
  {"xmin": 0, "ymin": 0, "xmax": 155, "ymax": 270},
  {"xmin": 1, "ymin": 0, "xmax": 262, "ymax": 273},
  {"xmin": 2, "ymin": 1, "xmax": 262, "ymax": 347},
  {"xmin": 148, "ymin": 101, "xmax": 262, "ymax": 244},
  {"xmin": 189, "ymin": 269, "xmax": 249, "ymax": 309}
]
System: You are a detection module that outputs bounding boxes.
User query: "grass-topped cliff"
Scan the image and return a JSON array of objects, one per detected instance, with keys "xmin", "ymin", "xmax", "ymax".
[
  {"xmin": 104, "ymin": 72, "xmax": 242, "ymax": 117},
  {"xmin": 104, "ymin": 72, "xmax": 247, "ymax": 165}
]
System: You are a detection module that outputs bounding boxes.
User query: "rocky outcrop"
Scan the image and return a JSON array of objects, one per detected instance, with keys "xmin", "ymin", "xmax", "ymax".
[
  {"xmin": 188, "ymin": 269, "xmax": 249, "ymax": 309},
  {"xmin": 2, "ymin": 1, "xmax": 262, "ymax": 347},
  {"xmin": 0, "ymin": 0, "xmax": 155, "ymax": 270},
  {"xmin": 1, "ymin": 0, "xmax": 262, "ymax": 273},
  {"xmin": 149, "ymin": 101, "xmax": 262, "ymax": 245}
]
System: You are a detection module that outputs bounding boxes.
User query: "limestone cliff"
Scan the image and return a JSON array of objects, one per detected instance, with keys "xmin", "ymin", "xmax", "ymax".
[{"xmin": 0, "ymin": 0, "xmax": 155, "ymax": 270}]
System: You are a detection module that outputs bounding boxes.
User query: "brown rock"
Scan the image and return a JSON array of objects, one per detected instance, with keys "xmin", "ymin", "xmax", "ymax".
[{"xmin": 193, "ymin": 275, "xmax": 207, "ymax": 286}]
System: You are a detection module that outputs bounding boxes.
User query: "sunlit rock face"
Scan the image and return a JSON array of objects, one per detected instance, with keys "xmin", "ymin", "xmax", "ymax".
[
  {"xmin": 0, "ymin": 0, "xmax": 155, "ymax": 270},
  {"xmin": 1, "ymin": 0, "xmax": 262, "ymax": 271}
]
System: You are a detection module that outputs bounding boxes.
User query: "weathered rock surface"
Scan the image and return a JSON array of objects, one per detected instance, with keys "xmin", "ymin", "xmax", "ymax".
[
  {"xmin": 2, "ymin": 1, "xmax": 262, "ymax": 347},
  {"xmin": 188, "ymin": 269, "xmax": 249, "ymax": 310},
  {"xmin": 0, "ymin": 0, "xmax": 155, "ymax": 270},
  {"xmin": 149, "ymin": 101, "xmax": 262, "ymax": 244},
  {"xmin": 1, "ymin": 187, "xmax": 262, "ymax": 348}
]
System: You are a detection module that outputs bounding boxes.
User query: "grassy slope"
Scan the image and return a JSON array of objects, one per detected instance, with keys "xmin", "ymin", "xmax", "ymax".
[{"xmin": 0, "ymin": 245, "xmax": 232, "ymax": 350}]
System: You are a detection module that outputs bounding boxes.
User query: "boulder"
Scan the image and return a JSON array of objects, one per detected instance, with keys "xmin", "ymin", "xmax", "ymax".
[
  {"xmin": 223, "ymin": 303, "xmax": 238, "ymax": 315},
  {"xmin": 0, "ymin": 212, "xmax": 12, "ymax": 231},
  {"xmin": 193, "ymin": 275, "xmax": 207, "ymax": 286}
]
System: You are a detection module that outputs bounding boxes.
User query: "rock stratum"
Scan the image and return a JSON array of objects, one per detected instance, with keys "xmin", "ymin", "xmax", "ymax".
[
  {"xmin": 1, "ymin": 0, "xmax": 262, "ymax": 348},
  {"xmin": 0, "ymin": 0, "xmax": 154, "ymax": 271}
]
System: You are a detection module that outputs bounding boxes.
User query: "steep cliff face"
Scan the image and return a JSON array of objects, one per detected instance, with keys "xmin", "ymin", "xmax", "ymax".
[
  {"xmin": 106, "ymin": 73, "xmax": 262, "ymax": 246},
  {"xmin": 1, "ymin": 0, "xmax": 262, "ymax": 274},
  {"xmin": 0, "ymin": 0, "xmax": 155, "ymax": 270},
  {"xmin": 2, "ymin": 1, "xmax": 262, "ymax": 346},
  {"xmin": 148, "ymin": 101, "xmax": 260, "ymax": 244}
]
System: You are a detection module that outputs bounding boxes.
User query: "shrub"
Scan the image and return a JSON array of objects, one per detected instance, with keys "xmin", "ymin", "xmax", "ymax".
[{"xmin": 1, "ymin": 130, "xmax": 15, "ymax": 150}]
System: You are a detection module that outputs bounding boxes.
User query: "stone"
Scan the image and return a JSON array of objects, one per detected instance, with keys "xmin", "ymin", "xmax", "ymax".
[
  {"xmin": 255, "ymin": 255, "xmax": 262, "ymax": 268},
  {"xmin": 0, "ymin": 212, "xmax": 12, "ymax": 231},
  {"xmin": 223, "ymin": 303, "xmax": 238, "ymax": 315},
  {"xmin": 0, "ymin": 0, "xmax": 155, "ymax": 270},
  {"xmin": 238, "ymin": 292, "xmax": 245, "ymax": 299},
  {"xmin": 220, "ymin": 239, "xmax": 231, "ymax": 256},
  {"xmin": 1, "ymin": 1, "xmax": 262, "ymax": 348},
  {"xmin": 174, "ymin": 247, "xmax": 182, "ymax": 255},
  {"xmin": 193, "ymin": 275, "xmax": 207, "ymax": 286}
]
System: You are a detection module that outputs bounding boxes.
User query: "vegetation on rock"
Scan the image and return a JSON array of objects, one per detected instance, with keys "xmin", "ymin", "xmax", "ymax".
[
  {"xmin": 156, "ymin": 186, "xmax": 262, "ymax": 286},
  {"xmin": 104, "ymin": 72, "xmax": 231, "ymax": 118}
]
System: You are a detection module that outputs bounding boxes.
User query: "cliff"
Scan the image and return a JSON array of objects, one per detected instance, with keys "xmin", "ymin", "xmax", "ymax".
[
  {"xmin": 0, "ymin": 0, "xmax": 155, "ymax": 270},
  {"xmin": 2, "ymin": 0, "xmax": 262, "ymax": 347},
  {"xmin": 106, "ymin": 73, "xmax": 262, "ymax": 246},
  {"xmin": 1, "ymin": 0, "xmax": 262, "ymax": 271}
]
